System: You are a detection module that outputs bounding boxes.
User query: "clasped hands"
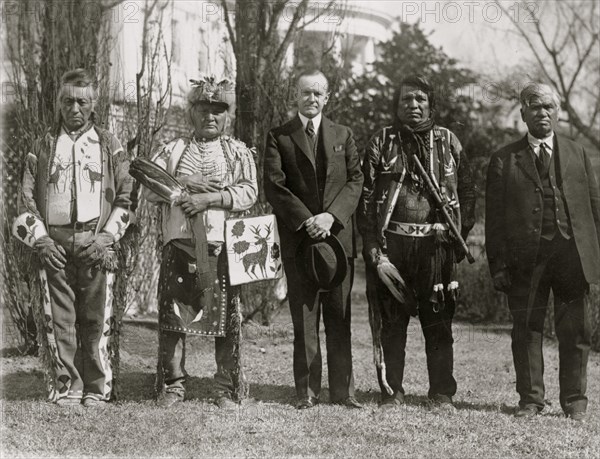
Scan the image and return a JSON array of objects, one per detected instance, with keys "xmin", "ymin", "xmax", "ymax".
[
  {"xmin": 303, "ymin": 212, "xmax": 334, "ymax": 240},
  {"xmin": 175, "ymin": 173, "xmax": 223, "ymax": 217}
]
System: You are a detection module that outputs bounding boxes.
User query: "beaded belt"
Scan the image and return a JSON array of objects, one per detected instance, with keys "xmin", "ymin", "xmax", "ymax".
[
  {"xmin": 385, "ymin": 221, "xmax": 448, "ymax": 237},
  {"xmin": 53, "ymin": 221, "xmax": 97, "ymax": 232}
]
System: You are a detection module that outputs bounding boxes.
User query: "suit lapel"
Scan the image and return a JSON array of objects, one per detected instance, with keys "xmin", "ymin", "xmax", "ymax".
[
  {"xmin": 290, "ymin": 116, "xmax": 315, "ymax": 169},
  {"xmin": 320, "ymin": 116, "xmax": 335, "ymax": 176},
  {"xmin": 515, "ymin": 135, "xmax": 541, "ymax": 187},
  {"xmin": 555, "ymin": 133, "xmax": 572, "ymax": 182}
]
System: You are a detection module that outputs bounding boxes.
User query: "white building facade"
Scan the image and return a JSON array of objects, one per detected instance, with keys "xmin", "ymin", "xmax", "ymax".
[{"xmin": 108, "ymin": 0, "xmax": 396, "ymax": 107}]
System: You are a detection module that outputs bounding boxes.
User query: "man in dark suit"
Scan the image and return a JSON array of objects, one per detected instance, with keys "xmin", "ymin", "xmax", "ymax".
[
  {"xmin": 486, "ymin": 83, "xmax": 600, "ymax": 421},
  {"xmin": 264, "ymin": 70, "xmax": 364, "ymax": 409}
]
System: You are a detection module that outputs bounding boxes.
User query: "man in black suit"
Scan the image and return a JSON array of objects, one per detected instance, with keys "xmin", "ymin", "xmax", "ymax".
[
  {"xmin": 486, "ymin": 83, "xmax": 600, "ymax": 421},
  {"xmin": 264, "ymin": 70, "xmax": 364, "ymax": 409}
]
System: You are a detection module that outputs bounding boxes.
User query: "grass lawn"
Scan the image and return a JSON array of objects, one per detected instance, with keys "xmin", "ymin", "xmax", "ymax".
[{"xmin": 2, "ymin": 261, "xmax": 599, "ymax": 458}]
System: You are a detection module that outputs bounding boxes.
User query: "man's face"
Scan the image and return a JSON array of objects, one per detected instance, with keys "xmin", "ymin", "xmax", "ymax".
[
  {"xmin": 59, "ymin": 84, "xmax": 95, "ymax": 131},
  {"xmin": 520, "ymin": 95, "xmax": 559, "ymax": 139},
  {"xmin": 397, "ymin": 85, "xmax": 431, "ymax": 127},
  {"xmin": 296, "ymin": 74, "xmax": 329, "ymax": 119},
  {"xmin": 190, "ymin": 103, "xmax": 228, "ymax": 139}
]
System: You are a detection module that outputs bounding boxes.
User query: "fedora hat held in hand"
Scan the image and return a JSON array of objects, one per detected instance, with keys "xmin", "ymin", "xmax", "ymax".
[{"xmin": 295, "ymin": 234, "xmax": 348, "ymax": 291}]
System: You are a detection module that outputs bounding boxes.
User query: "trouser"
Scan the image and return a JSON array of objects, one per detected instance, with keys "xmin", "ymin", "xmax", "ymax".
[
  {"xmin": 373, "ymin": 279, "xmax": 457, "ymax": 399},
  {"xmin": 508, "ymin": 236, "xmax": 590, "ymax": 414},
  {"xmin": 45, "ymin": 226, "xmax": 113, "ymax": 401},
  {"xmin": 159, "ymin": 326, "xmax": 238, "ymax": 397},
  {"xmin": 375, "ymin": 234, "xmax": 457, "ymax": 399},
  {"xmin": 284, "ymin": 256, "xmax": 355, "ymax": 401}
]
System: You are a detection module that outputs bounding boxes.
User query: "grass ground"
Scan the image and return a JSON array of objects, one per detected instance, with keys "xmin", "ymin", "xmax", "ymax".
[{"xmin": 2, "ymin": 261, "xmax": 599, "ymax": 458}]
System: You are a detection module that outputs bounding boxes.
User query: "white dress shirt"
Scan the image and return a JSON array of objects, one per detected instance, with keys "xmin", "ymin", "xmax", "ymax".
[
  {"xmin": 528, "ymin": 131, "xmax": 554, "ymax": 159},
  {"xmin": 298, "ymin": 112, "xmax": 322, "ymax": 133}
]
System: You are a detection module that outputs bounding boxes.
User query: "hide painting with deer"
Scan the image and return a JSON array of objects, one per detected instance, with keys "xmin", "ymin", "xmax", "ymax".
[{"xmin": 225, "ymin": 215, "xmax": 283, "ymax": 286}]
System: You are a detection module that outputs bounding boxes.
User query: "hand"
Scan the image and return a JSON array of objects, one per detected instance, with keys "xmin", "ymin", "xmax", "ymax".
[
  {"xmin": 492, "ymin": 269, "xmax": 511, "ymax": 292},
  {"xmin": 177, "ymin": 193, "xmax": 214, "ymax": 217},
  {"xmin": 179, "ymin": 173, "xmax": 222, "ymax": 193},
  {"xmin": 305, "ymin": 212, "xmax": 334, "ymax": 240},
  {"xmin": 365, "ymin": 247, "xmax": 381, "ymax": 268},
  {"xmin": 34, "ymin": 236, "xmax": 67, "ymax": 271},
  {"xmin": 77, "ymin": 232, "xmax": 115, "ymax": 267}
]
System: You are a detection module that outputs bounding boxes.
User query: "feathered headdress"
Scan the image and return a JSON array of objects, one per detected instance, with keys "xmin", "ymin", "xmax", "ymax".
[{"xmin": 188, "ymin": 75, "xmax": 234, "ymax": 108}]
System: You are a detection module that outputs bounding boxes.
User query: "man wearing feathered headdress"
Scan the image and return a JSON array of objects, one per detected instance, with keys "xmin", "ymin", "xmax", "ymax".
[{"xmin": 142, "ymin": 76, "xmax": 257, "ymax": 409}]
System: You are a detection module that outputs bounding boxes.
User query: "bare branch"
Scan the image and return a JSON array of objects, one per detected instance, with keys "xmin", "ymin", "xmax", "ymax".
[
  {"xmin": 298, "ymin": 0, "xmax": 339, "ymax": 30},
  {"xmin": 551, "ymin": 2, "xmax": 564, "ymax": 51},
  {"xmin": 221, "ymin": 0, "xmax": 237, "ymax": 58},
  {"xmin": 564, "ymin": 0, "xmax": 595, "ymax": 35},
  {"xmin": 273, "ymin": 0, "xmax": 310, "ymax": 67},
  {"xmin": 263, "ymin": 0, "xmax": 288, "ymax": 51},
  {"xmin": 493, "ymin": 1, "xmax": 557, "ymax": 87},
  {"xmin": 100, "ymin": 0, "xmax": 127, "ymax": 11},
  {"xmin": 531, "ymin": 9, "xmax": 569, "ymax": 97},
  {"xmin": 566, "ymin": 35, "xmax": 599, "ymax": 97}
]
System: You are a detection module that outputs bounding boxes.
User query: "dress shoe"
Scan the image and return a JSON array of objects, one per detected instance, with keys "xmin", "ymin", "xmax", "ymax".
[
  {"xmin": 332, "ymin": 396, "xmax": 363, "ymax": 409},
  {"xmin": 429, "ymin": 394, "xmax": 456, "ymax": 413},
  {"xmin": 514, "ymin": 405, "xmax": 540, "ymax": 418},
  {"xmin": 296, "ymin": 396, "xmax": 319, "ymax": 410},
  {"xmin": 380, "ymin": 392, "xmax": 405, "ymax": 407},
  {"xmin": 215, "ymin": 396, "xmax": 238, "ymax": 410},
  {"xmin": 157, "ymin": 391, "xmax": 184, "ymax": 408},
  {"xmin": 566, "ymin": 411, "xmax": 586, "ymax": 422}
]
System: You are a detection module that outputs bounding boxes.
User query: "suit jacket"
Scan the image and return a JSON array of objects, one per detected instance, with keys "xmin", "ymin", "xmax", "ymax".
[
  {"xmin": 485, "ymin": 133, "xmax": 600, "ymax": 284},
  {"xmin": 264, "ymin": 115, "xmax": 364, "ymax": 259}
]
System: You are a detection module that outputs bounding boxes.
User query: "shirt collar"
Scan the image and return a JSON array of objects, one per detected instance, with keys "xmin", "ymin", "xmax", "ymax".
[
  {"xmin": 527, "ymin": 131, "xmax": 554, "ymax": 153},
  {"xmin": 298, "ymin": 112, "xmax": 322, "ymax": 132},
  {"xmin": 60, "ymin": 123, "xmax": 95, "ymax": 141}
]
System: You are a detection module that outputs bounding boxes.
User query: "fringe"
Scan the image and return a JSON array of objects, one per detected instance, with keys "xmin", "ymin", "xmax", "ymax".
[
  {"xmin": 29, "ymin": 270, "xmax": 58, "ymax": 400},
  {"xmin": 366, "ymin": 265, "xmax": 393, "ymax": 395},
  {"xmin": 229, "ymin": 287, "xmax": 249, "ymax": 401}
]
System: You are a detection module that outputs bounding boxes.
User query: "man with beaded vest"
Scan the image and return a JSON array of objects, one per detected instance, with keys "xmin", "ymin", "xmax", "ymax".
[
  {"xmin": 142, "ymin": 77, "xmax": 257, "ymax": 409},
  {"xmin": 358, "ymin": 75, "xmax": 475, "ymax": 409},
  {"xmin": 14, "ymin": 69, "xmax": 134, "ymax": 407},
  {"xmin": 486, "ymin": 83, "xmax": 600, "ymax": 421}
]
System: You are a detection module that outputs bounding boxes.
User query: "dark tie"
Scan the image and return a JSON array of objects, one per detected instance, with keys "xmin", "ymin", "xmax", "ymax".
[
  {"xmin": 536, "ymin": 143, "xmax": 550, "ymax": 176},
  {"xmin": 306, "ymin": 119, "xmax": 315, "ymax": 139}
]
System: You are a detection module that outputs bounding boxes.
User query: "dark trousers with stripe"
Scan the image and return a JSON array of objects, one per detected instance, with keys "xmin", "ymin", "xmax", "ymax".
[{"xmin": 284, "ymin": 257, "xmax": 356, "ymax": 402}]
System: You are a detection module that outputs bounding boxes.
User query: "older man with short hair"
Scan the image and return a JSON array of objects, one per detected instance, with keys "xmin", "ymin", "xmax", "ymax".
[
  {"xmin": 486, "ymin": 83, "xmax": 600, "ymax": 421},
  {"xmin": 14, "ymin": 68, "xmax": 134, "ymax": 407},
  {"xmin": 264, "ymin": 70, "xmax": 364, "ymax": 409}
]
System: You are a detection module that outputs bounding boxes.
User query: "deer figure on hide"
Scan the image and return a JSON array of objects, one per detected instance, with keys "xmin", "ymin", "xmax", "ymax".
[
  {"xmin": 83, "ymin": 164, "xmax": 102, "ymax": 192},
  {"xmin": 48, "ymin": 162, "xmax": 67, "ymax": 192},
  {"xmin": 242, "ymin": 223, "xmax": 272, "ymax": 279}
]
